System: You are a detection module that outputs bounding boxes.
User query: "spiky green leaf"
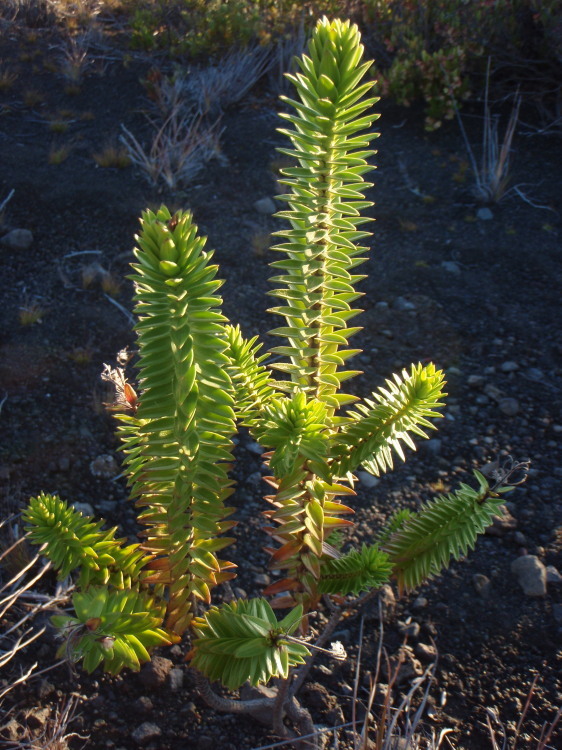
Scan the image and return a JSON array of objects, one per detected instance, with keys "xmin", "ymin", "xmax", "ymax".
[{"xmin": 190, "ymin": 599, "xmax": 309, "ymax": 689}]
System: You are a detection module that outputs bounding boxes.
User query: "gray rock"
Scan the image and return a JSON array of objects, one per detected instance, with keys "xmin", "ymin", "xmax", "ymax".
[
  {"xmin": 357, "ymin": 470, "xmax": 380, "ymax": 488},
  {"xmin": 412, "ymin": 596, "xmax": 428, "ymax": 610},
  {"xmin": 182, "ymin": 701, "xmax": 197, "ymax": 716},
  {"xmin": 477, "ymin": 207, "xmax": 493, "ymax": 220},
  {"xmin": 415, "ymin": 642, "xmax": 437, "ymax": 662},
  {"xmin": 254, "ymin": 197, "xmax": 276, "ymax": 214},
  {"xmin": 245, "ymin": 441, "xmax": 263, "ymax": 455},
  {"xmin": 1, "ymin": 228, "xmax": 33, "ymax": 250},
  {"xmin": 513, "ymin": 531, "xmax": 527, "ymax": 546},
  {"xmin": 546, "ymin": 565, "xmax": 562, "ymax": 584},
  {"xmin": 254, "ymin": 573, "xmax": 271, "ymax": 586},
  {"xmin": 425, "ymin": 438, "xmax": 442, "ymax": 455},
  {"xmin": 168, "ymin": 667, "xmax": 184, "ymax": 691},
  {"xmin": 133, "ymin": 696, "xmax": 153, "ymax": 712},
  {"xmin": 131, "ymin": 722, "xmax": 161, "ymax": 745},
  {"xmin": 501, "ymin": 360, "xmax": 519, "ymax": 373},
  {"xmin": 98, "ymin": 500, "xmax": 117, "ymax": 514},
  {"xmin": 473, "ymin": 573, "xmax": 492, "ymax": 598},
  {"xmin": 511, "ymin": 555, "xmax": 547, "ymax": 596},
  {"xmin": 89, "ymin": 454, "xmax": 118, "ymax": 478},
  {"xmin": 393, "ymin": 296, "xmax": 416, "ymax": 311},
  {"xmin": 441, "ymin": 261, "xmax": 461, "ymax": 274},
  {"xmin": 467, "ymin": 375, "xmax": 485, "ymax": 388},
  {"xmin": 375, "ymin": 300, "xmax": 389, "ymax": 310},
  {"xmin": 526, "ymin": 367, "xmax": 544, "ymax": 381},
  {"xmin": 499, "ymin": 397, "xmax": 519, "ymax": 416},
  {"xmin": 138, "ymin": 656, "xmax": 173, "ymax": 690},
  {"xmin": 484, "ymin": 384, "xmax": 503, "ymax": 401}
]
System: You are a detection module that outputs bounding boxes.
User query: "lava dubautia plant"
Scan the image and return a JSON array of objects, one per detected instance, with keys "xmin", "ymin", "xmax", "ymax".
[{"xmin": 24, "ymin": 17, "xmax": 526, "ymax": 738}]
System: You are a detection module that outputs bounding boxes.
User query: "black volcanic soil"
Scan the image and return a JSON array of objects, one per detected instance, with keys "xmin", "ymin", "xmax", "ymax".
[{"xmin": 1, "ymin": 19, "xmax": 561, "ymax": 750}]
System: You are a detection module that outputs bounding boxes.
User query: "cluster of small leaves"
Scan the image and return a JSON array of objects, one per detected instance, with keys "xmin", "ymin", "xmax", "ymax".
[
  {"xmin": 52, "ymin": 587, "xmax": 174, "ymax": 675},
  {"xmin": 331, "ymin": 363, "xmax": 446, "ymax": 477},
  {"xmin": 23, "ymin": 493, "xmax": 149, "ymax": 588},
  {"xmin": 318, "ymin": 543, "xmax": 392, "ymax": 595},
  {"xmin": 120, "ymin": 207, "xmax": 238, "ymax": 634},
  {"xmin": 384, "ymin": 471, "xmax": 510, "ymax": 594},
  {"xmin": 190, "ymin": 599, "xmax": 309, "ymax": 690},
  {"xmin": 224, "ymin": 324, "xmax": 276, "ymax": 428}
]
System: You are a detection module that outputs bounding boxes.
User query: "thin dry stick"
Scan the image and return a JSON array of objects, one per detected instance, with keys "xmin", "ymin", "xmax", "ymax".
[
  {"xmin": 359, "ymin": 603, "xmax": 384, "ymax": 749},
  {"xmin": 537, "ymin": 705, "xmax": 562, "ymax": 750},
  {"xmin": 352, "ymin": 615, "xmax": 365, "ymax": 749},
  {"xmin": 513, "ymin": 675, "xmax": 539, "ymax": 749},
  {"xmin": 249, "ymin": 722, "xmax": 356, "ymax": 750},
  {"xmin": 0, "ymin": 188, "xmax": 14, "ymax": 214}
]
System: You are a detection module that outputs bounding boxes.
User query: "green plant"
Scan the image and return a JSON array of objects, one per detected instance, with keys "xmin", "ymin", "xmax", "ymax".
[
  {"xmin": 24, "ymin": 18, "xmax": 528, "ymax": 743},
  {"xmin": 455, "ymin": 61, "xmax": 522, "ymax": 204},
  {"xmin": 0, "ymin": 66, "xmax": 18, "ymax": 92},
  {"xmin": 19, "ymin": 297, "xmax": 45, "ymax": 325},
  {"xmin": 93, "ymin": 143, "xmax": 131, "ymax": 168},
  {"xmin": 48, "ymin": 142, "xmax": 72, "ymax": 164}
]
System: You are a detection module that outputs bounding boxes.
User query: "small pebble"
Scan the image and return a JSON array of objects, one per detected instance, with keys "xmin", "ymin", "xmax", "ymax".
[
  {"xmin": 89, "ymin": 454, "xmax": 118, "ymax": 478},
  {"xmin": 131, "ymin": 722, "xmax": 161, "ymax": 745},
  {"xmin": 415, "ymin": 643, "xmax": 437, "ymax": 662},
  {"xmin": 425, "ymin": 438, "xmax": 442, "ymax": 455},
  {"xmin": 168, "ymin": 668, "xmax": 184, "ymax": 691},
  {"xmin": 546, "ymin": 566, "xmax": 562, "ymax": 584},
  {"xmin": 501, "ymin": 361, "xmax": 519, "ymax": 373},
  {"xmin": 393, "ymin": 296, "xmax": 416, "ymax": 311},
  {"xmin": 473, "ymin": 573, "xmax": 491, "ymax": 598},
  {"xmin": 467, "ymin": 375, "xmax": 484, "ymax": 388},
  {"xmin": 357, "ymin": 470, "xmax": 380, "ymax": 488},
  {"xmin": 477, "ymin": 207, "xmax": 493, "ymax": 220},
  {"xmin": 484, "ymin": 384, "xmax": 503, "ymax": 401},
  {"xmin": 0, "ymin": 228, "xmax": 34, "ymax": 249},
  {"xmin": 499, "ymin": 397, "xmax": 519, "ymax": 416},
  {"xmin": 254, "ymin": 573, "xmax": 271, "ymax": 586},
  {"xmin": 254, "ymin": 197, "xmax": 276, "ymax": 214},
  {"xmin": 511, "ymin": 555, "xmax": 547, "ymax": 596},
  {"xmin": 245, "ymin": 441, "xmax": 263, "ymax": 455},
  {"xmin": 138, "ymin": 656, "xmax": 173, "ymax": 690},
  {"xmin": 441, "ymin": 261, "xmax": 461, "ymax": 274}
]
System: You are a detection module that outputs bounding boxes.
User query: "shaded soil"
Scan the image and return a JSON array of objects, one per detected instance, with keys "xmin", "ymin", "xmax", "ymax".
[{"xmin": 1, "ymin": 20, "xmax": 561, "ymax": 750}]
